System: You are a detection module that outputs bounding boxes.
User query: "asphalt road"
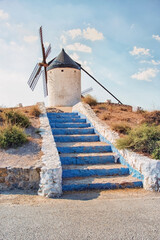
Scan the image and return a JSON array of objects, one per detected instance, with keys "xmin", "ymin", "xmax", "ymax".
[{"xmin": 0, "ymin": 189, "xmax": 160, "ymax": 240}]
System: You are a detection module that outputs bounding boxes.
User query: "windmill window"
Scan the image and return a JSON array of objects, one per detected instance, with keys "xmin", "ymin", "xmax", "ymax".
[{"xmin": 61, "ymin": 70, "xmax": 64, "ymax": 72}]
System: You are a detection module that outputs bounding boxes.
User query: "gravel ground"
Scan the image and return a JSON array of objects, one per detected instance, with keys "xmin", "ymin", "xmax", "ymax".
[{"xmin": 0, "ymin": 189, "xmax": 160, "ymax": 240}]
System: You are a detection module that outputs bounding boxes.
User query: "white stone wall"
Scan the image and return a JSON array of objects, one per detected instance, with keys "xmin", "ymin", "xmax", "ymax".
[
  {"xmin": 47, "ymin": 68, "xmax": 81, "ymax": 107},
  {"xmin": 73, "ymin": 102, "xmax": 160, "ymax": 192},
  {"xmin": 37, "ymin": 102, "xmax": 62, "ymax": 198}
]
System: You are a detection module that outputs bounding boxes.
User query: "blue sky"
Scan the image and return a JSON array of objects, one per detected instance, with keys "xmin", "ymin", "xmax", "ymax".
[{"xmin": 0, "ymin": 0, "xmax": 160, "ymax": 109}]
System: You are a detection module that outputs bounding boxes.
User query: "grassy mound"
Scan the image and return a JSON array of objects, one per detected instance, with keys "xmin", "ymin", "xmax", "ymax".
[{"xmin": 116, "ymin": 124, "xmax": 160, "ymax": 159}]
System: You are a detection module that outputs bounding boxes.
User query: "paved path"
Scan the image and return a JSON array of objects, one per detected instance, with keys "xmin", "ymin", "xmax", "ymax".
[{"xmin": 0, "ymin": 189, "xmax": 160, "ymax": 240}]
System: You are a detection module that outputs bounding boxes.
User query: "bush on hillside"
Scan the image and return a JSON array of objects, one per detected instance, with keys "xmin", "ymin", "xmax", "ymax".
[
  {"xmin": 30, "ymin": 105, "xmax": 41, "ymax": 117},
  {"xmin": 116, "ymin": 124, "xmax": 160, "ymax": 159},
  {"xmin": 152, "ymin": 141, "xmax": 160, "ymax": 159},
  {"xmin": 2, "ymin": 110, "xmax": 30, "ymax": 128},
  {"xmin": 0, "ymin": 125, "xmax": 28, "ymax": 149},
  {"xmin": 82, "ymin": 95, "xmax": 97, "ymax": 106},
  {"xmin": 111, "ymin": 122, "xmax": 131, "ymax": 135}
]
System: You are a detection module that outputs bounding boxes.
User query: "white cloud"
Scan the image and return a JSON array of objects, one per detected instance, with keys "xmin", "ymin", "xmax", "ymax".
[
  {"xmin": 24, "ymin": 35, "xmax": 38, "ymax": 43},
  {"xmin": 152, "ymin": 34, "xmax": 160, "ymax": 41},
  {"xmin": 61, "ymin": 27, "xmax": 104, "ymax": 43},
  {"xmin": 68, "ymin": 29, "xmax": 82, "ymax": 39},
  {"xmin": 0, "ymin": 9, "xmax": 9, "ymax": 20},
  {"xmin": 130, "ymin": 46, "xmax": 150, "ymax": 56},
  {"xmin": 139, "ymin": 60, "xmax": 149, "ymax": 64},
  {"xmin": 83, "ymin": 27, "xmax": 104, "ymax": 41},
  {"xmin": 66, "ymin": 42, "xmax": 92, "ymax": 53},
  {"xmin": 5, "ymin": 22, "xmax": 11, "ymax": 27},
  {"xmin": 131, "ymin": 68, "xmax": 159, "ymax": 82},
  {"xmin": 60, "ymin": 35, "xmax": 67, "ymax": 44},
  {"xmin": 70, "ymin": 52, "xmax": 80, "ymax": 62},
  {"xmin": 70, "ymin": 52, "xmax": 92, "ymax": 73},
  {"xmin": 151, "ymin": 60, "xmax": 160, "ymax": 65},
  {"xmin": 139, "ymin": 59, "xmax": 160, "ymax": 65}
]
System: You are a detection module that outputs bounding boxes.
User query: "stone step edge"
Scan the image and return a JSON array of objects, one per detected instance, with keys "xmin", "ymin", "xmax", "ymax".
[
  {"xmin": 53, "ymin": 134, "xmax": 99, "ymax": 137},
  {"xmin": 62, "ymin": 176, "xmax": 143, "ymax": 191},
  {"xmin": 62, "ymin": 163, "xmax": 125, "ymax": 170}
]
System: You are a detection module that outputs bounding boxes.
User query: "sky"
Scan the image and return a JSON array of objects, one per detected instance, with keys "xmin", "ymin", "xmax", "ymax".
[{"xmin": 0, "ymin": 0, "xmax": 160, "ymax": 110}]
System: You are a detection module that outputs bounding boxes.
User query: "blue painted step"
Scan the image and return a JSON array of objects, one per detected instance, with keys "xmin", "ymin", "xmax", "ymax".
[
  {"xmin": 54, "ymin": 134, "xmax": 99, "ymax": 142},
  {"xmin": 60, "ymin": 153, "xmax": 116, "ymax": 165},
  {"xmin": 62, "ymin": 175, "xmax": 143, "ymax": 191},
  {"xmin": 50, "ymin": 123, "xmax": 91, "ymax": 128},
  {"xmin": 47, "ymin": 111, "xmax": 143, "ymax": 192},
  {"xmin": 52, "ymin": 128, "xmax": 95, "ymax": 135},
  {"xmin": 47, "ymin": 112, "xmax": 78, "ymax": 117},
  {"xmin": 62, "ymin": 164, "xmax": 129, "ymax": 178},
  {"xmin": 49, "ymin": 118, "xmax": 86, "ymax": 123},
  {"xmin": 48, "ymin": 115, "xmax": 80, "ymax": 119},
  {"xmin": 57, "ymin": 142, "xmax": 112, "ymax": 153}
]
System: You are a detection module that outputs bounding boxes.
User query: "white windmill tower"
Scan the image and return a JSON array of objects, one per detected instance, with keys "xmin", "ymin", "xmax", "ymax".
[{"xmin": 47, "ymin": 48, "xmax": 81, "ymax": 107}]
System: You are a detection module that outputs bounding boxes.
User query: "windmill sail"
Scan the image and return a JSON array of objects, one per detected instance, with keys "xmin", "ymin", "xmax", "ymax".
[{"xmin": 27, "ymin": 26, "xmax": 51, "ymax": 97}]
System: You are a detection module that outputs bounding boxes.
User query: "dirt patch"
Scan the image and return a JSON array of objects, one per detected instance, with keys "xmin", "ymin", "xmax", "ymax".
[
  {"xmin": 47, "ymin": 107, "xmax": 64, "ymax": 113},
  {"xmin": 92, "ymin": 103, "xmax": 145, "ymax": 129},
  {"xmin": 0, "ymin": 188, "xmax": 158, "ymax": 206}
]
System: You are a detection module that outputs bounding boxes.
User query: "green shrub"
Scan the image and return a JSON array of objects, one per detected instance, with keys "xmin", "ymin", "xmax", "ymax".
[
  {"xmin": 0, "ymin": 125, "xmax": 28, "ymax": 149},
  {"xmin": 152, "ymin": 141, "xmax": 160, "ymax": 160},
  {"xmin": 111, "ymin": 122, "xmax": 131, "ymax": 134},
  {"xmin": 2, "ymin": 110, "xmax": 30, "ymax": 128},
  {"xmin": 30, "ymin": 105, "xmax": 41, "ymax": 117},
  {"xmin": 116, "ymin": 124, "xmax": 160, "ymax": 159},
  {"xmin": 82, "ymin": 95, "xmax": 97, "ymax": 106}
]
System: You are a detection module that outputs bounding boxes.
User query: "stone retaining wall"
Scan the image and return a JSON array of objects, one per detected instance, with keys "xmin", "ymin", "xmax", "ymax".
[
  {"xmin": 0, "ymin": 167, "xmax": 40, "ymax": 190},
  {"xmin": 37, "ymin": 102, "xmax": 62, "ymax": 198},
  {"xmin": 73, "ymin": 102, "xmax": 160, "ymax": 192}
]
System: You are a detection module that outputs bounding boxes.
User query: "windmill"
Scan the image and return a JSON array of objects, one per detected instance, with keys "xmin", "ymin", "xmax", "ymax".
[
  {"xmin": 28, "ymin": 27, "xmax": 122, "ymax": 107},
  {"xmin": 27, "ymin": 26, "xmax": 51, "ymax": 97}
]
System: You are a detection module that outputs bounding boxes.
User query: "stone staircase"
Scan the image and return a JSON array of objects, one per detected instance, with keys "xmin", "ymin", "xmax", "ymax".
[{"xmin": 47, "ymin": 112, "xmax": 143, "ymax": 192}]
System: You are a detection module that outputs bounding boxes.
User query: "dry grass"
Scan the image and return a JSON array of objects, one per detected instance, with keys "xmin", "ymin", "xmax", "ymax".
[
  {"xmin": 29, "ymin": 105, "xmax": 41, "ymax": 117},
  {"xmin": 111, "ymin": 122, "xmax": 131, "ymax": 135},
  {"xmin": 142, "ymin": 111, "xmax": 160, "ymax": 125},
  {"xmin": 0, "ymin": 105, "xmax": 41, "ymax": 143},
  {"xmin": 91, "ymin": 102, "xmax": 160, "ymax": 130},
  {"xmin": 82, "ymin": 95, "xmax": 97, "ymax": 106}
]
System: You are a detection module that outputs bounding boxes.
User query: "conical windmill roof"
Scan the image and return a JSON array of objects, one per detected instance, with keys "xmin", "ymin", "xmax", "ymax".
[{"xmin": 47, "ymin": 48, "xmax": 81, "ymax": 71}]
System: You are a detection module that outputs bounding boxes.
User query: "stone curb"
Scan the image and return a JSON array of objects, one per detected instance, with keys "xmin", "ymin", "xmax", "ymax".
[
  {"xmin": 37, "ymin": 102, "xmax": 62, "ymax": 198},
  {"xmin": 73, "ymin": 102, "xmax": 160, "ymax": 192}
]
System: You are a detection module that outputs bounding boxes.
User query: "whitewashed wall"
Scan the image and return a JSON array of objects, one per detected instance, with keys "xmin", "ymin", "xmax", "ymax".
[
  {"xmin": 48, "ymin": 68, "xmax": 81, "ymax": 107},
  {"xmin": 37, "ymin": 102, "xmax": 62, "ymax": 198}
]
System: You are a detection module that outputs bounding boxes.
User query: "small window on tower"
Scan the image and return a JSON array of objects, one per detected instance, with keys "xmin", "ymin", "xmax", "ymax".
[
  {"xmin": 74, "ymin": 70, "xmax": 76, "ymax": 73},
  {"xmin": 61, "ymin": 70, "xmax": 64, "ymax": 72}
]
